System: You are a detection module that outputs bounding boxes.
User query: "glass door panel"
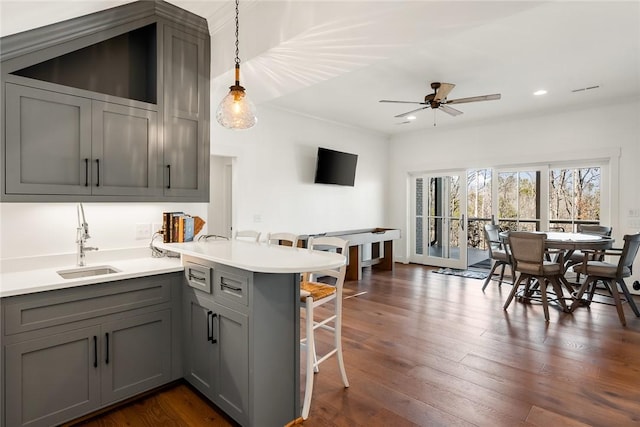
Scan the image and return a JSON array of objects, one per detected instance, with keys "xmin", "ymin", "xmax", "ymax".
[
  {"xmin": 497, "ymin": 170, "xmax": 540, "ymax": 231},
  {"xmin": 411, "ymin": 172, "xmax": 467, "ymax": 268},
  {"xmin": 467, "ymin": 169, "xmax": 493, "ymax": 269}
]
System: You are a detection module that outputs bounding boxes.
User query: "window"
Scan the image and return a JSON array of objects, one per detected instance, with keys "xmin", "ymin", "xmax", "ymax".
[
  {"xmin": 498, "ymin": 171, "xmax": 540, "ymax": 231},
  {"xmin": 549, "ymin": 167, "xmax": 601, "ymax": 231}
]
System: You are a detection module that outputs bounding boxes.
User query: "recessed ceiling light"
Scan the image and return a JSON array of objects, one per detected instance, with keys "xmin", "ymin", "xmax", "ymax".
[
  {"xmin": 533, "ymin": 89, "xmax": 547, "ymax": 96},
  {"xmin": 406, "ymin": 115, "xmax": 417, "ymax": 121}
]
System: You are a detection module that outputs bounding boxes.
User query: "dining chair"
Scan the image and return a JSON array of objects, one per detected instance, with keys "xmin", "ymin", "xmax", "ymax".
[
  {"xmin": 266, "ymin": 232, "xmax": 299, "ymax": 247},
  {"xmin": 570, "ymin": 233, "xmax": 640, "ymax": 326},
  {"xmin": 197, "ymin": 234, "xmax": 229, "ymax": 241},
  {"xmin": 233, "ymin": 230, "xmax": 261, "ymax": 242},
  {"xmin": 482, "ymin": 224, "xmax": 515, "ymax": 291},
  {"xmin": 568, "ymin": 224, "xmax": 613, "ymax": 281},
  {"xmin": 300, "ymin": 236, "xmax": 349, "ymax": 419},
  {"xmin": 504, "ymin": 232, "xmax": 568, "ymax": 322}
]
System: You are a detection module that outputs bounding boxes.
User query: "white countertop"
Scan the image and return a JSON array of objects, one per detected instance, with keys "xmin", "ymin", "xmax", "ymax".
[
  {"xmin": 0, "ymin": 249, "xmax": 183, "ymax": 298},
  {"xmin": 156, "ymin": 240, "xmax": 346, "ymax": 273}
]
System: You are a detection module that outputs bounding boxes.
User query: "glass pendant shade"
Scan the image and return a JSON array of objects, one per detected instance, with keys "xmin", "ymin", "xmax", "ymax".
[
  {"xmin": 216, "ymin": 0, "xmax": 257, "ymax": 131},
  {"xmin": 216, "ymin": 83, "xmax": 257, "ymax": 129}
]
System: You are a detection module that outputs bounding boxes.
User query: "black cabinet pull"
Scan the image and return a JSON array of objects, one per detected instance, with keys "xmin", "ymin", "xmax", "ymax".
[
  {"xmin": 166, "ymin": 164, "xmax": 171, "ymax": 189},
  {"xmin": 84, "ymin": 158, "xmax": 89, "ymax": 187},
  {"xmin": 221, "ymin": 279, "xmax": 243, "ymax": 292},
  {"xmin": 211, "ymin": 313, "xmax": 218, "ymax": 344},
  {"xmin": 93, "ymin": 335, "xmax": 98, "ymax": 368},
  {"xmin": 96, "ymin": 159, "xmax": 100, "ymax": 187},
  {"xmin": 105, "ymin": 332, "xmax": 109, "ymax": 364},
  {"xmin": 207, "ymin": 310, "xmax": 213, "ymax": 342}
]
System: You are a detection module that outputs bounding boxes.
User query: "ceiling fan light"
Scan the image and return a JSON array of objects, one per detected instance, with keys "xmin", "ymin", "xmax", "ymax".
[
  {"xmin": 533, "ymin": 89, "xmax": 548, "ymax": 96},
  {"xmin": 406, "ymin": 115, "xmax": 417, "ymax": 120}
]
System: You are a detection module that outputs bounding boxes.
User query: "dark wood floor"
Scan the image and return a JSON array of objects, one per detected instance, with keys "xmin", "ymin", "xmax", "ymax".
[{"xmin": 69, "ymin": 263, "xmax": 640, "ymax": 426}]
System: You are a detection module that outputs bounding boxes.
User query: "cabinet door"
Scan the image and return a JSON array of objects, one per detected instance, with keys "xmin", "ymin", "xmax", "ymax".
[
  {"xmin": 91, "ymin": 101, "xmax": 160, "ymax": 197},
  {"xmin": 212, "ymin": 301, "xmax": 249, "ymax": 425},
  {"xmin": 101, "ymin": 310, "xmax": 171, "ymax": 404},
  {"xmin": 182, "ymin": 290, "xmax": 248, "ymax": 425},
  {"xmin": 5, "ymin": 326, "xmax": 101, "ymax": 427},
  {"xmin": 5, "ymin": 83, "xmax": 92, "ymax": 195},
  {"xmin": 163, "ymin": 27, "xmax": 209, "ymax": 200},
  {"xmin": 182, "ymin": 290, "xmax": 216, "ymax": 399}
]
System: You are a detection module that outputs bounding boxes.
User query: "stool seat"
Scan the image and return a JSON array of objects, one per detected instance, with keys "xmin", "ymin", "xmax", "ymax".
[{"xmin": 301, "ymin": 281, "xmax": 336, "ymax": 302}]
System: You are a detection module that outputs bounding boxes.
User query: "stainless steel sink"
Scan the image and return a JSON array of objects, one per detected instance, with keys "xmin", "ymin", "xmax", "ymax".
[{"xmin": 57, "ymin": 265, "xmax": 121, "ymax": 279}]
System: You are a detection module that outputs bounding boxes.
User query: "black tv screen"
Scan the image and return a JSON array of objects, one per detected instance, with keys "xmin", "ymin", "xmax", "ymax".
[{"xmin": 313, "ymin": 147, "xmax": 358, "ymax": 186}]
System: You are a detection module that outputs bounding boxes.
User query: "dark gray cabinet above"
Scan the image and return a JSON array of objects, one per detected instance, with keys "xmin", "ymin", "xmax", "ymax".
[{"xmin": 0, "ymin": 0, "xmax": 210, "ymax": 202}]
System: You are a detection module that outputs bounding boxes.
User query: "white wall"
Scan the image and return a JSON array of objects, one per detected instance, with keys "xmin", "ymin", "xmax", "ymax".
[
  {"xmin": 210, "ymin": 106, "xmax": 389, "ymax": 237},
  {"xmin": 0, "ymin": 203, "xmax": 207, "ymax": 259},
  {"xmin": 388, "ymin": 99, "xmax": 640, "ymax": 281}
]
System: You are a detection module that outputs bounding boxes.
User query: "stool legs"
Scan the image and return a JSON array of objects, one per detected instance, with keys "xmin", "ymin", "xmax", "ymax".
[
  {"xmin": 302, "ymin": 296, "xmax": 315, "ymax": 420},
  {"xmin": 301, "ymin": 295, "xmax": 349, "ymax": 420}
]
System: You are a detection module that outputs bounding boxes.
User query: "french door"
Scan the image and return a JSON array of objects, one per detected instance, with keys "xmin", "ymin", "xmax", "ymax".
[{"xmin": 411, "ymin": 171, "xmax": 467, "ymax": 268}]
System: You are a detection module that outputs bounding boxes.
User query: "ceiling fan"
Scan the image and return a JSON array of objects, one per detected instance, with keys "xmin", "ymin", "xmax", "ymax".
[{"xmin": 379, "ymin": 82, "xmax": 501, "ymax": 118}]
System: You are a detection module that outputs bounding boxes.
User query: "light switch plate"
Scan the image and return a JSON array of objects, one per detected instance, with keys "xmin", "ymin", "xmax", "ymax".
[{"xmin": 135, "ymin": 223, "xmax": 152, "ymax": 240}]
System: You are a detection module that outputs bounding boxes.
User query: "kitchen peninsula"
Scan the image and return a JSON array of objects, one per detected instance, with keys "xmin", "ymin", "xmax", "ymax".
[
  {"xmin": 155, "ymin": 239, "xmax": 346, "ymax": 426},
  {"xmin": 0, "ymin": 241, "xmax": 345, "ymax": 427}
]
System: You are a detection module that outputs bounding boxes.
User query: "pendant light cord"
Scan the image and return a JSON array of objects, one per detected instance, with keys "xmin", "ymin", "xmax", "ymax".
[{"xmin": 235, "ymin": 0, "xmax": 240, "ymax": 66}]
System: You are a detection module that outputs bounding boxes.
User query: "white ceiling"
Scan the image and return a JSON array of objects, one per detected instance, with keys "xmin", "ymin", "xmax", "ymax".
[{"xmin": 2, "ymin": 1, "xmax": 639, "ymax": 136}]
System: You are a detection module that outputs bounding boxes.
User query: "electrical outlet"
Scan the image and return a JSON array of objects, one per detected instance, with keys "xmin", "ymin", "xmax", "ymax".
[
  {"xmin": 253, "ymin": 214, "xmax": 262, "ymax": 223},
  {"xmin": 135, "ymin": 223, "xmax": 152, "ymax": 240}
]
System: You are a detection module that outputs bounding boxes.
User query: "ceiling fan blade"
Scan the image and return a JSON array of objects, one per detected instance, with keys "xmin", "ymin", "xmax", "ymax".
[
  {"xmin": 395, "ymin": 106, "xmax": 429, "ymax": 118},
  {"xmin": 439, "ymin": 104, "xmax": 463, "ymax": 116},
  {"xmin": 434, "ymin": 83, "xmax": 455, "ymax": 102},
  {"xmin": 379, "ymin": 100, "xmax": 426, "ymax": 105},
  {"xmin": 446, "ymin": 94, "xmax": 501, "ymax": 105}
]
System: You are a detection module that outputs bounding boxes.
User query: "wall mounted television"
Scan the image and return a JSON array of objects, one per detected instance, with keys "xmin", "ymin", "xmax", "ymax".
[{"xmin": 313, "ymin": 147, "xmax": 358, "ymax": 187}]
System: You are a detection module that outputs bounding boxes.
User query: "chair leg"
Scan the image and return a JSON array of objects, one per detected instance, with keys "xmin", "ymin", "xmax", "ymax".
[
  {"xmin": 482, "ymin": 261, "xmax": 501, "ymax": 291},
  {"xmin": 550, "ymin": 276, "xmax": 568, "ymax": 312},
  {"xmin": 570, "ymin": 277, "xmax": 594, "ymax": 312},
  {"xmin": 618, "ymin": 279, "xmax": 640, "ymax": 317},
  {"xmin": 504, "ymin": 273, "xmax": 523, "ymax": 310},
  {"xmin": 302, "ymin": 297, "xmax": 315, "ymax": 420},
  {"xmin": 539, "ymin": 277, "xmax": 550, "ymax": 322},
  {"xmin": 605, "ymin": 279, "xmax": 626, "ymax": 326},
  {"xmin": 498, "ymin": 263, "xmax": 506, "ymax": 287}
]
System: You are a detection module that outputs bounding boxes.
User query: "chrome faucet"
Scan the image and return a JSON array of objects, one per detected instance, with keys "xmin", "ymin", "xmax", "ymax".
[{"xmin": 77, "ymin": 203, "xmax": 98, "ymax": 266}]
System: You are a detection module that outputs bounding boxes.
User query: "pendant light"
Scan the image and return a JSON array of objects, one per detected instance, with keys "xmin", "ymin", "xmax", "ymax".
[{"xmin": 216, "ymin": 0, "xmax": 257, "ymax": 129}]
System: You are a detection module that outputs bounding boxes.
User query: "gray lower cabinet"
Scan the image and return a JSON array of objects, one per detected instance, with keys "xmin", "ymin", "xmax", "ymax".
[
  {"xmin": 4, "ymin": 82, "xmax": 159, "ymax": 199},
  {"xmin": 101, "ymin": 310, "xmax": 172, "ymax": 404},
  {"xmin": 5, "ymin": 325, "xmax": 102, "ymax": 427},
  {"xmin": 183, "ymin": 290, "xmax": 249, "ymax": 425},
  {"xmin": 1, "ymin": 274, "xmax": 178, "ymax": 427},
  {"xmin": 181, "ymin": 257, "xmax": 300, "ymax": 427}
]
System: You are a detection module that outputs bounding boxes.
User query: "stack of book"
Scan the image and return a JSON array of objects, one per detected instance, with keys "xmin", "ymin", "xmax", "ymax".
[{"xmin": 162, "ymin": 212, "xmax": 205, "ymax": 243}]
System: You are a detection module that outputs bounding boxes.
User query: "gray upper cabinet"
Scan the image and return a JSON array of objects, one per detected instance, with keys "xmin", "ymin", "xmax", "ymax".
[
  {"xmin": 5, "ymin": 83, "xmax": 160, "ymax": 197},
  {"xmin": 163, "ymin": 26, "xmax": 209, "ymax": 199},
  {"xmin": 0, "ymin": 0, "xmax": 210, "ymax": 202},
  {"xmin": 5, "ymin": 83, "xmax": 93, "ymax": 195},
  {"xmin": 92, "ymin": 101, "xmax": 160, "ymax": 197}
]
